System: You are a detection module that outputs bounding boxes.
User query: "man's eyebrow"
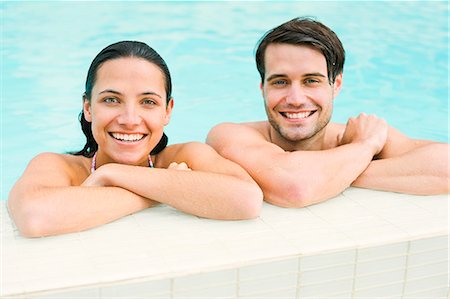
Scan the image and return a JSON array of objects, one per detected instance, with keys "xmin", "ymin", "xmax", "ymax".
[
  {"xmin": 266, "ymin": 74, "xmax": 287, "ymax": 82},
  {"xmin": 266, "ymin": 72, "xmax": 327, "ymax": 82},
  {"xmin": 303, "ymin": 72, "xmax": 327, "ymax": 78},
  {"xmin": 98, "ymin": 89, "xmax": 162, "ymax": 98}
]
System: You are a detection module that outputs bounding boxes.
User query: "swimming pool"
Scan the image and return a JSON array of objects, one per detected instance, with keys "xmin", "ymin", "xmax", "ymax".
[{"xmin": 1, "ymin": 1, "xmax": 448, "ymax": 200}]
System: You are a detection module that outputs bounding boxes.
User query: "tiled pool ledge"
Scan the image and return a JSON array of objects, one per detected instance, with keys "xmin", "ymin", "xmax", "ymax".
[{"xmin": 1, "ymin": 187, "xmax": 449, "ymax": 299}]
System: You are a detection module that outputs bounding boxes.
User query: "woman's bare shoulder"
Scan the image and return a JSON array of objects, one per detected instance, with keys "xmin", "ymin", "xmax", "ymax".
[{"xmin": 27, "ymin": 152, "xmax": 91, "ymax": 185}]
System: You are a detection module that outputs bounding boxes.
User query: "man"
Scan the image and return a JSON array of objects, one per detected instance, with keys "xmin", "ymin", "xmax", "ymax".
[{"xmin": 206, "ymin": 17, "xmax": 449, "ymax": 208}]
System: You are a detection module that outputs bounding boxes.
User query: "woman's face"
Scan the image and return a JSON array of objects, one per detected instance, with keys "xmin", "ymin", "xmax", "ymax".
[{"xmin": 84, "ymin": 57, "xmax": 173, "ymax": 166}]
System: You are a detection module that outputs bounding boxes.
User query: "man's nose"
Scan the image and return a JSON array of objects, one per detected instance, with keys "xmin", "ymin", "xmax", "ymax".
[{"xmin": 285, "ymin": 83, "xmax": 308, "ymax": 105}]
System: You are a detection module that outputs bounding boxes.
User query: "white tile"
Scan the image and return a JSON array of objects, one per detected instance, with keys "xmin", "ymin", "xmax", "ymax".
[
  {"xmin": 239, "ymin": 287, "xmax": 296, "ymax": 299},
  {"xmin": 287, "ymin": 228, "xmax": 356, "ymax": 255},
  {"xmin": 173, "ymin": 269, "xmax": 236, "ymax": 291},
  {"xmin": 163, "ymin": 242, "xmax": 235, "ymax": 273},
  {"xmin": 238, "ymin": 257, "xmax": 298, "ymax": 281},
  {"xmin": 357, "ymin": 241, "xmax": 408, "ymax": 262},
  {"xmin": 390, "ymin": 218, "xmax": 448, "ymax": 238},
  {"xmin": 356, "ymin": 255, "xmax": 407, "ymax": 276},
  {"xmin": 340, "ymin": 223, "xmax": 409, "ymax": 247},
  {"xmin": 354, "ymin": 268, "xmax": 405, "ymax": 290},
  {"xmin": 409, "ymin": 235, "xmax": 449, "ymax": 253},
  {"xmin": 173, "ymin": 283, "xmax": 236, "ymax": 299},
  {"xmin": 301, "ymin": 249, "xmax": 356, "ymax": 271},
  {"xmin": 238, "ymin": 273, "xmax": 298, "ymax": 296},
  {"xmin": 298, "ymin": 277, "xmax": 353, "ymax": 297},
  {"xmin": 224, "ymin": 231, "xmax": 299, "ymax": 264},
  {"xmin": 100, "ymin": 279, "xmax": 170, "ymax": 297},
  {"xmin": 353, "ymin": 282, "xmax": 403, "ymax": 298},
  {"xmin": 95, "ymin": 258, "xmax": 169, "ymax": 283},
  {"xmin": 406, "ymin": 261, "xmax": 449, "ymax": 280},
  {"xmin": 408, "ymin": 247, "xmax": 449, "ymax": 267},
  {"xmin": 404, "ymin": 273, "xmax": 449, "ymax": 295},
  {"xmin": 0, "ymin": 281, "xmax": 24, "ymax": 297},
  {"xmin": 300, "ymin": 263, "xmax": 354, "ymax": 286},
  {"xmin": 403, "ymin": 287, "xmax": 449, "ymax": 299},
  {"xmin": 27, "ymin": 287, "xmax": 100, "ymax": 298}
]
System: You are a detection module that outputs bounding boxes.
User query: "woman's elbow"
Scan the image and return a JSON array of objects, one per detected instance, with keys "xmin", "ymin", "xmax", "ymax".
[
  {"xmin": 235, "ymin": 183, "xmax": 263, "ymax": 219},
  {"xmin": 7, "ymin": 198, "xmax": 51, "ymax": 238}
]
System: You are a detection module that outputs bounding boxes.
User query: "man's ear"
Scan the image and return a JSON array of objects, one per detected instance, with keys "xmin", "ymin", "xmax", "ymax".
[
  {"xmin": 164, "ymin": 97, "xmax": 174, "ymax": 126},
  {"xmin": 333, "ymin": 73, "xmax": 343, "ymax": 97},
  {"xmin": 83, "ymin": 94, "xmax": 92, "ymax": 122}
]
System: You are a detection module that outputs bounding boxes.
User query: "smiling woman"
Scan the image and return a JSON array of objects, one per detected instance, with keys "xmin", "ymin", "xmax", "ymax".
[{"xmin": 7, "ymin": 41, "xmax": 263, "ymax": 238}]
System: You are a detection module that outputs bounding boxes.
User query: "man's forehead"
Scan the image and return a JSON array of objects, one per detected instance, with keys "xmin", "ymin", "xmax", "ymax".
[{"xmin": 264, "ymin": 43, "xmax": 328, "ymax": 78}]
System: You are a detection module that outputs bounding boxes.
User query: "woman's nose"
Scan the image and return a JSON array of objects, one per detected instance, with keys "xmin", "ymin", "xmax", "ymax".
[{"xmin": 117, "ymin": 105, "xmax": 142, "ymax": 127}]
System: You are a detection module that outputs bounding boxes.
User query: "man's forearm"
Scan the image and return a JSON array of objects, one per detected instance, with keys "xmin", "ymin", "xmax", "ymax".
[{"xmin": 352, "ymin": 143, "xmax": 450, "ymax": 194}]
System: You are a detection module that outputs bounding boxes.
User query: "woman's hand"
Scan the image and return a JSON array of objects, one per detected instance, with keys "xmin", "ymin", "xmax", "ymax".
[
  {"xmin": 168, "ymin": 162, "xmax": 192, "ymax": 171},
  {"xmin": 81, "ymin": 164, "xmax": 112, "ymax": 187}
]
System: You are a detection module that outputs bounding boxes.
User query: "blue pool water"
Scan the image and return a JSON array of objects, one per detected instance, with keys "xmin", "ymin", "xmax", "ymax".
[{"xmin": 1, "ymin": 1, "xmax": 448, "ymax": 200}]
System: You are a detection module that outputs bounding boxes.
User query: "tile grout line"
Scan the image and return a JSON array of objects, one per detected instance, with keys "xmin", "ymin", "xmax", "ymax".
[
  {"xmin": 236, "ymin": 267, "xmax": 240, "ymax": 299},
  {"xmin": 295, "ymin": 254, "xmax": 301, "ymax": 299},
  {"xmin": 401, "ymin": 240, "xmax": 412, "ymax": 298},
  {"xmin": 351, "ymin": 248, "xmax": 358, "ymax": 299}
]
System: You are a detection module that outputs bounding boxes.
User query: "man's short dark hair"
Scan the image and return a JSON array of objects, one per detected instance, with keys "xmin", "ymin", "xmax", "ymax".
[{"xmin": 255, "ymin": 17, "xmax": 345, "ymax": 84}]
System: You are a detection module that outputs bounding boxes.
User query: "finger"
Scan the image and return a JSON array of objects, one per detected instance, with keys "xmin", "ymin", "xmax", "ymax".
[{"xmin": 168, "ymin": 162, "xmax": 178, "ymax": 169}]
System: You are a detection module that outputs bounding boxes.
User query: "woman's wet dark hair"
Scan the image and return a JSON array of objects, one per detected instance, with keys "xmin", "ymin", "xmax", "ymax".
[{"xmin": 72, "ymin": 41, "xmax": 172, "ymax": 157}]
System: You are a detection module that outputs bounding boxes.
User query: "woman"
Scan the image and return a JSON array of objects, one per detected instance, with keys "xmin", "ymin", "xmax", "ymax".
[{"xmin": 8, "ymin": 41, "xmax": 263, "ymax": 237}]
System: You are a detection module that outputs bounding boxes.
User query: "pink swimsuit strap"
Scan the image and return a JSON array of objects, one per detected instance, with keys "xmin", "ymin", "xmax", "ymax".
[{"xmin": 90, "ymin": 152, "xmax": 154, "ymax": 173}]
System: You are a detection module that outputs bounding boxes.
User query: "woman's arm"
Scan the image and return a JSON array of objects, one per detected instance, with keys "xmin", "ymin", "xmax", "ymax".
[
  {"xmin": 8, "ymin": 153, "xmax": 155, "ymax": 237},
  {"xmin": 88, "ymin": 142, "xmax": 263, "ymax": 220}
]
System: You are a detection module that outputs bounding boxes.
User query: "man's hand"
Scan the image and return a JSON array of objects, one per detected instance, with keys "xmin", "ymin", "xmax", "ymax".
[{"xmin": 338, "ymin": 113, "xmax": 388, "ymax": 156}]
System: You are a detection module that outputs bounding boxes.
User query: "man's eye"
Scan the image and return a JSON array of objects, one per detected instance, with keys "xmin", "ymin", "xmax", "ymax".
[
  {"xmin": 104, "ymin": 97, "xmax": 119, "ymax": 103},
  {"xmin": 272, "ymin": 80, "xmax": 288, "ymax": 86},
  {"xmin": 305, "ymin": 78, "xmax": 320, "ymax": 84},
  {"xmin": 142, "ymin": 99, "xmax": 156, "ymax": 105}
]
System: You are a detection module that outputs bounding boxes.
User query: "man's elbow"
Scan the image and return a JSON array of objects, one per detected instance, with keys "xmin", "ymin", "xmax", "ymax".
[{"xmin": 265, "ymin": 184, "xmax": 316, "ymax": 208}]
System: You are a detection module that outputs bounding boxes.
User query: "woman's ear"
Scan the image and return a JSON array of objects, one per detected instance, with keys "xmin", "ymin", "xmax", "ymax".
[
  {"xmin": 83, "ymin": 94, "xmax": 92, "ymax": 122},
  {"xmin": 164, "ymin": 97, "xmax": 174, "ymax": 126}
]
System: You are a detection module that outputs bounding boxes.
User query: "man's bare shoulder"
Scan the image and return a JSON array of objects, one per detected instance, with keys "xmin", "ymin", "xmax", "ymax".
[{"xmin": 209, "ymin": 121, "xmax": 270, "ymax": 140}]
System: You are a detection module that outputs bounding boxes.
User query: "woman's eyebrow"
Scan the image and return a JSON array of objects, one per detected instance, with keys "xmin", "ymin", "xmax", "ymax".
[{"xmin": 98, "ymin": 89, "xmax": 162, "ymax": 98}]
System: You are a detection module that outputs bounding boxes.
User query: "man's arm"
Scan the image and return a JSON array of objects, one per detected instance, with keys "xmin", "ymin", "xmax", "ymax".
[
  {"xmin": 207, "ymin": 115, "xmax": 387, "ymax": 208},
  {"xmin": 351, "ymin": 127, "xmax": 450, "ymax": 194}
]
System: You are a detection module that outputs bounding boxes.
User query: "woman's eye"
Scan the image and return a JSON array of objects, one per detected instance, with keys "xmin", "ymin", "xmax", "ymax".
[{"xmin": 104, "ymin": 97, "xmax": 119, "ymax": 103}]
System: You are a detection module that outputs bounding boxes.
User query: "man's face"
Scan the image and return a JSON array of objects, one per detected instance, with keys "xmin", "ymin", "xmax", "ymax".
[{"xmin": 262, "ymin": 44, "xmax": 342, "ymax": 143}]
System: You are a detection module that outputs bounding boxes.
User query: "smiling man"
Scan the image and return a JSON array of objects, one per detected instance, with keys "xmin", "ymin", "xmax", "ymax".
[{"xmin": 207, "ymin": 17, "xmax": 449, "ymax": 208}]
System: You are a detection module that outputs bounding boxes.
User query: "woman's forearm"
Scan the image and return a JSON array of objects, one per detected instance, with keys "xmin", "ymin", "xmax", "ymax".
[
  {"xmin": 8, "ymin": 185, "xmax": 154, "ymax": 237},
  {"xmin": 98, "ymin": 164, "xmax": 262, "ymax": 220}
]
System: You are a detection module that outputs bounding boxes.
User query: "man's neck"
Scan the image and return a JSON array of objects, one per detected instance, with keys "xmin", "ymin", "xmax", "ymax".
[{"xmin": 268, "ymin": 124, "xmax": 330, "ymax": 152}]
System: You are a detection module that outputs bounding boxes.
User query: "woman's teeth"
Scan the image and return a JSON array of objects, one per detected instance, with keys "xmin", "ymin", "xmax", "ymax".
[{"xmin": 111, "ymin": 133, "xmax": 144, "ymax": 142}]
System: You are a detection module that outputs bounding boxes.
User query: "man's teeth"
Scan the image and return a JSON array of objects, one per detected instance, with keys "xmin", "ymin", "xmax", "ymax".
[
  {"xmin": 284, "ymin": 112, "xmax": 312, "ymax": 119},
  {"xmin": 111, "ymin": 133, "xmax": 144, "ymax": 142}
]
